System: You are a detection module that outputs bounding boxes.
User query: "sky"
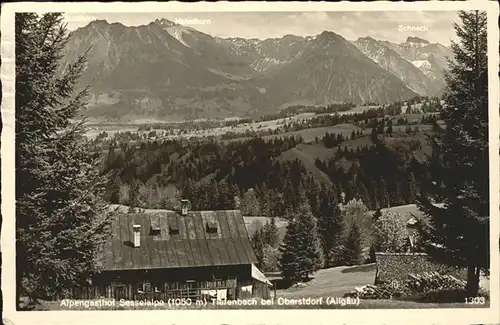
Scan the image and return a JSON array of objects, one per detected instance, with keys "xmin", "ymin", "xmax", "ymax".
[{"xmin": 63, "ymin": 11, "xmax": 460, "ymax": 45}]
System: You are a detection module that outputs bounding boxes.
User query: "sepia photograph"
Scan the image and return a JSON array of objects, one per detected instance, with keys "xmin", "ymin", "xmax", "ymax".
[{"xmin": 1, "ymin": 1, "xmax": 499, "ymax": 325}]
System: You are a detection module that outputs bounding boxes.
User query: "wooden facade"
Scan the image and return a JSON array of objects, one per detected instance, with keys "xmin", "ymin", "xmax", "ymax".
[
  {"xmin": 69, "ymin": 209, "xmax": 271, "ymax": 301},
  {"xmin": 72, "ymin": 265, "xmax": 270, "ymax": 300}
]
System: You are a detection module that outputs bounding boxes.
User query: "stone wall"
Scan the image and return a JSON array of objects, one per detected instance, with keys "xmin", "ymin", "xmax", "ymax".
[{"xmin": 375, "ymin": 252, "xmax": 467, "ymax": 284}]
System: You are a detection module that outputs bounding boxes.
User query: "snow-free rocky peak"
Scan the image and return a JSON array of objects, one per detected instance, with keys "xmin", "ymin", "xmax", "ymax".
[
  {"xmin": 406, "ymin": 36, "xmax": 430, "ymax": 44},
  {"xmin": 154, "ymin": 18, "xmax": 177, "ymax": 28}
]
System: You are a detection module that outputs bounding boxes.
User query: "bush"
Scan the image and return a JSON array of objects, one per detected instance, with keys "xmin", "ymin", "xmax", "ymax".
[{"xmin": 373, "ymin": 211, "xmax": 409, "ymax": 253}]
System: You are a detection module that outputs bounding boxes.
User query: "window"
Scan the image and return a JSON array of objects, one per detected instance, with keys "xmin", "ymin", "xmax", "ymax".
[
  {"xmin": 150, "ymin": 227, "xmax": 161, "ymax": 236},
  {"xmin": 169, "ymin": 224, "xmax": 180, "ymax": 235},
  {"xmin": 137, "ymin": 282, "xmax": 155, "ymax": 294},
  {"xmin": 150, "ymin": 215, "xmax": 161, "ymax": 235},
  {"xmin": 206, "ymin": 221, "xmax": 218, "ymax": 234},
  {"xmin": 151, "ymin": 216, "xmax": 161, "ymax": 230}
]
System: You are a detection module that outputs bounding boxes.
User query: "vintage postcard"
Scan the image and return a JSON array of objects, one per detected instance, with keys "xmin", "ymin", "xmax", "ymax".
[{"xmin": 1, "ymin": 1, "xmax": 499, "ymax": 325}]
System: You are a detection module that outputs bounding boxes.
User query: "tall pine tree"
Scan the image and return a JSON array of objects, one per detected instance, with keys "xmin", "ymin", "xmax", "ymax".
[
  {"xmin": 250, "ymin": 224, "xmax": 265, "ymax": 269},
  {"xmin": 417, "ymin": 11, "xmax": 489, "ymax": 297},
  {"xmin": 262, "ymin": 217, "xmax": 279, "ymax": 248},
  {"xmin": 378, "ymin": 177, "xmax": 389, "ymax": 208},
  {"xmin": 279, "ymin": 201, "xmax": 322, "ymax": 281},
  {"xmin": 407, "ymin": 172, "xmax": 419, "ymax": 204},
  {"xmin": 317, "ymin": 189, "xmax": 343, "ymax": 267},
  {"xmin": 279, "ymin": 219, "xmax": 301, "ymax": 282},
  {"xmin": 16, "ymin": 13, "xmax": 113, "ymax": 308},
  {"xmin": 128, "ymin": 179, "xmax": 140, "ymax": 213},
  {"xmin": 109, "ymin": 175, "xmax": 122, "ymax": 204},
  {"xmin": 342, "ymin": 223, "xmax": 364, "ymax": 266},
  {"xmin": 296, "ymin": 201, "xmax": 324, "ymax": 274}
]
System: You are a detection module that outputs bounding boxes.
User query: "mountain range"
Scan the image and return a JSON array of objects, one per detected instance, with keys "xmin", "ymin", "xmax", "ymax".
[{"xmin": 61, "ymin": 18, "xmax": 453, "ymax": 121}]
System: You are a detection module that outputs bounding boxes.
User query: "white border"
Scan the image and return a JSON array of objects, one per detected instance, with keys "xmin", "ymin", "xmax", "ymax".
[{"xmin": 1, "ymin": 2, "xmax": 499, "ymax": 325}]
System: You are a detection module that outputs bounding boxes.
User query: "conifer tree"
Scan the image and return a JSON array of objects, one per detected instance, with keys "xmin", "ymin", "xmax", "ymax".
[
  {"xmin": 342, "ymin": 223, "xmax": 364, "ymax": 266},
  {"xmin": 137, "ymin": 182, "xmax": 149, "ymax": 207},
  {"xmin": 209, "ymin": 180, "xmax": 220, "ymax": 210},
  {"xmin": 372, "ymin": 186, "xmax": 380, "ymax": 210},
  {"xmin": 109, "ymin": 175, "xmax": 122, "ymax": 204},
  {"xmin": 378, "ymin": 177, "xmax": 389, "ymax": 208},
  {"xmin": 279, "ymin": 219, "xmax": 301, "ymax": 281},
  {"xmin": 407, "ymin": 172, "xmax": 419, "ymax": 203},
  {"xmin": 217, "ymin": 180, "xmax": 233, "ymax": 210},
  {"xmin": 279, "ymin": 200, "xmax": 322, "ymax": 281},
  {"xmin": 262, "ymin": 217, "xmax": 279, "ymax": 248},
  {"xmin": 250, "ymin": 225, "xmax": 265, "ymax": 268},
  {"xmin": 346, "ymin": 179, "xmax": 358, "ymax": 202},
  {"xmin": 282, "ymin": 179, "xmax": 295, "ymax": 217},
  {"xmin": 128, "ymin": 180, "xmax": 140, "ymax": 213},
  {"xmin": 317, "ymin": 191, "xmax": 343, "ymax": 267},
  {"xmin": 389, "ymin": 186, "xmax": 400, "ymax": 208},
  {"xmin": 358, "ymin": 181, "xmax": 371, "ymax": 208},
  {"xmin": 259, "ymin": 182, "xmax": 271, "ymax": 216},
  {"xmin": 306, "ymin": 179, "xmax": 320, "ymax": 217},
  {"xmin": 15, "ymin": 13, "xmax": 113, "ymax": 308},
  {"xmin": 418, "ymin": 11, "xmax": 489, "ymax": 297},
  {"xmin": 295, "ymin": 201, "xmax": 324, "ymax": 274}
]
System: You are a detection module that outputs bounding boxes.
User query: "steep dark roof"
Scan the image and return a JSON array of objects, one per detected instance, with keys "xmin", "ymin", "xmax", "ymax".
[{"xmin": 102, "ymin": 210, "xmax": 258, "ymax": 271}]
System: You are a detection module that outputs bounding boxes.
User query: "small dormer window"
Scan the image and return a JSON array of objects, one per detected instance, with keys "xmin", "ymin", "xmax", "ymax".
[
  {"xmin": 169, "ymin": 224, "xmax": 180, "ymax": 235},
  {"xmin": 150, "ymin": 215, "xmax": 161, "ymax": 235},
  {"xmin": 206, "ymin": 221, "xmax": 218, "ymax": 234}
]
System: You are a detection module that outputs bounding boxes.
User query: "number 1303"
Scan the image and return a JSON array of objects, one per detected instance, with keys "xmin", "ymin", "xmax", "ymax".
[{"xmin": 464, "ymin": 296, "xmax": 486, "ymax": 304}]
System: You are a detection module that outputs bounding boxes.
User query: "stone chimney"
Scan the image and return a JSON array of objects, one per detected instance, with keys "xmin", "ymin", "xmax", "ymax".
[
  {"xmin": 133, "ymin": 224, "xmax": 141, "ymax": 247},
  {"xmin": 181, "ymin": 199, "xmax": 190, "ymax": 216}
]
